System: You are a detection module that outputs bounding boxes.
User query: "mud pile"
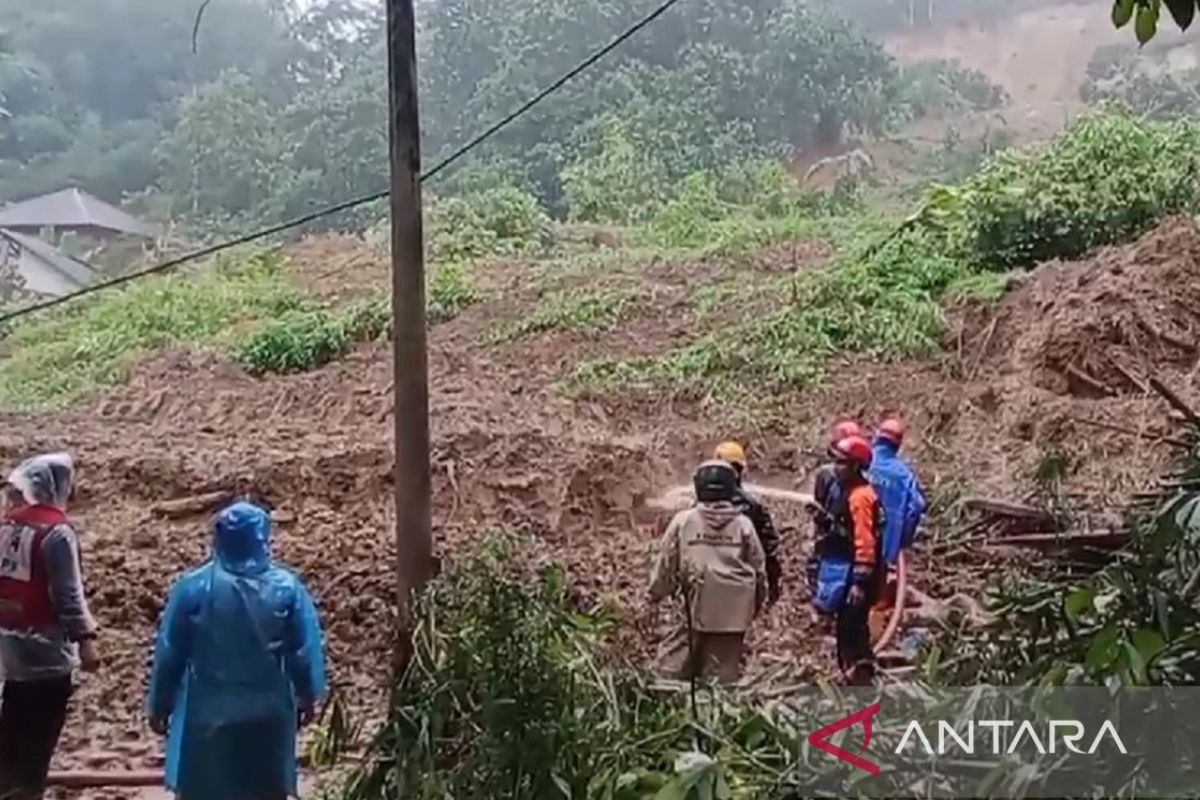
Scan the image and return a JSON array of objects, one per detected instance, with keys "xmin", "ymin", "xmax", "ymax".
[{"xmin": 996, "ymin": 217, "xmax": 1200, "ymax": 398}]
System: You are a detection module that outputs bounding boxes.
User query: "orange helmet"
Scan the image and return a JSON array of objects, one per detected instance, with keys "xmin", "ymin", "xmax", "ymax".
[
  {"xmin": 877, "ymin": 418, "xmax": 905, "ymax": 444},
  {"xmin": 833, "ymin": 435, "xmax": 872, "ymax": 469}
]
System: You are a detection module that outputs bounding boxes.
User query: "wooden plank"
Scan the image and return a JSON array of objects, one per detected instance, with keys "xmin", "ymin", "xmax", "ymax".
[
  {"xmin": 47, "ymin": 771, "xmax": 163, "ymax": 788},
  {"xmin": 989, "ymin": 530, "xmax": 1130, "ymax": 549},
  {"xmin": 149, "ymin": 491, "xmax": 233, "ymax": 519},
  {"xmin": 963, "ymin": 497, "xmax": 1052, "ymax": 517}
]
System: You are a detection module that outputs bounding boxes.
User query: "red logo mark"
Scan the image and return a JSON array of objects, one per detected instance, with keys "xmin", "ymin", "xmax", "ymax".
[{"xmin": 807, "ymin": 702, "xmax": 882, "ymax": 776}]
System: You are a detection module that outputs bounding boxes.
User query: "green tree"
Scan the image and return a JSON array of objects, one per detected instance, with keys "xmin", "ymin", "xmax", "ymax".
[{"xmin": 158, "ymin": 72, "xmax": 284, "ymax": 223}]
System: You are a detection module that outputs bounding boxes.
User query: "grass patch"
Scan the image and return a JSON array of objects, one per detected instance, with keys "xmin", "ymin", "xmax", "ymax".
[
  {"xmin": 567, "ymin": 227, "xmax": 975, "ymax": 397},
  {"xmin": 493, "ymin": 289, "xmax": 632, "ymax": 342},
  {"xmin": 0, "ymin": 250, "xmax": 305, "ymax": 409},
  {"xmin": 689, "ymin": 284, "xmax": 736, "ymax": 316},
  {"xmin": 0, "ymin": 252, "xmax": 484, "ymax": 410}
]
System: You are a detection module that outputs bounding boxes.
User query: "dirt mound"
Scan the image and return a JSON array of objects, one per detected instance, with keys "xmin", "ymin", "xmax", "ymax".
[
  {"xmin": 1003, "ymin": 217, "xmax": 1200, "ymax": 398},
  {"xmin": 981, "ymin": 217, "xmax": 1200, "ymax": 398}
]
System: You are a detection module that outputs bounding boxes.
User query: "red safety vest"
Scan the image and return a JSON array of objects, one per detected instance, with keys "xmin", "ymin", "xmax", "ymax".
[{"xmin": 0, "ymin": 505, "xmax": 68, "ymax": 629}]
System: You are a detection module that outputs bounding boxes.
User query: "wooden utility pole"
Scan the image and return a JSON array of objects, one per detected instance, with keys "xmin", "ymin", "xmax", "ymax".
[{"xmin": 386, "ymin": 0, "xmax": 432, "ymax": 671}]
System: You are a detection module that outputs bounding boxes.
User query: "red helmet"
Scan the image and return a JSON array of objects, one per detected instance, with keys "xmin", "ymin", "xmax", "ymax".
[
  {"xmin": 829, "ymin": 419, "xmax": 864, "ymax": 446},
  {"xmin": 878, "ymin": 418, "xmax": 905, "ymax": 444},
  {"xmin": 833, "ymin": 435, "xmax": 872, "ymax": 469}
]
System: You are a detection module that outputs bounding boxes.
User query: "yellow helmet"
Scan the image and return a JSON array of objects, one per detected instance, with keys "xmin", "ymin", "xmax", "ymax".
[{"xmin": 713, "ymin": 441, "xmax": 747, "ymax": 469}]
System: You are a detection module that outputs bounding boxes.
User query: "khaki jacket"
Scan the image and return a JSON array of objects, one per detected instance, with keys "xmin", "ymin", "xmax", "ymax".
[{"xmin": 648, "ymin": 504, "xmax": 767, "ymax": 633}]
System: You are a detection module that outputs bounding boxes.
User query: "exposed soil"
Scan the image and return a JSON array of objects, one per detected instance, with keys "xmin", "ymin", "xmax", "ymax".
[{"xmin": 5, "ymin": 217, "xmax": 1200, "ymax": 793}]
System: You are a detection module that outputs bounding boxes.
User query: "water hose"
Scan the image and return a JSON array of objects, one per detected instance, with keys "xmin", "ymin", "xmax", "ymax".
[{"xmin": 873, "ymin": 549, "xmax": 909, "ymax": 654}]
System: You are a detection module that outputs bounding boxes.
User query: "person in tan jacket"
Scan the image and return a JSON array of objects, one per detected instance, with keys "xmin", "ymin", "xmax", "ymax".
[{"xmin": 648, "ymin": 460, "xmax": 767, "ymax": 684}]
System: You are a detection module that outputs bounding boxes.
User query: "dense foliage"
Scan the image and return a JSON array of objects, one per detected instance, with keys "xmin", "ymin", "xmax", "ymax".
[
  {"xmin": 924, "ymin": 110, "xmax": 1200, "ymax": 270},
  {"xmin": 935, "ymin": 422, "xmax": 1200, "ymax": 687},
  {"xmin": 333, "ymin": 537, "xmax": 796, "ymax": 800},
  {"xmin": 0, "ymin": 0, "xmax": 980, "ymax": 231}
]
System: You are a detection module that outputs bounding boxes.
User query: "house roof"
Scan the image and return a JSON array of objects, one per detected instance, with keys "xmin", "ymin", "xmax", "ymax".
[
  {"xmin": 0, "ymin": 228, "xmax": 98, "ymax": 288},
  {"xmin": 0, "ymin": 187, "xmax": 151, "ymax": 237}
]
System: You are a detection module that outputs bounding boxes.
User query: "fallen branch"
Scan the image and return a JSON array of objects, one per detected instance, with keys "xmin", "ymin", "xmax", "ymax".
[
  {"xmin": 906, "ymin": 588, "xmax": 993, "ymax": 627},
  {"xmin": 646, "ymin": 484, "xmax": 815, "ymax": 513},
  {"xmin": 1107, "ymin": 358, "xmax": 1149, "ymax": 394},
  {"xmin": 1149, "ymin": 376, "xmax": 1200, "ymax": 427},
  {"xmin": 1064, "ymin": 363, "xmax": 1116, "ymax": 396},
  {"xmin": 1067, "ymin": 415, "xmax": 1191, "ymax": 449},
  {"xmin": 967, "ymin": 315, "xmax": 1000, "ymax": 381},
  {"xmin": 150, "ymin": 490, "xmax": 234, "ymax": 519},
  {"xmin": 1136, "ymin": 312, "xmax": 1196, "ymax": 353},
  {"xmin": 962, "ymin": 497, "xmax": 1058, "ymax": 519},
  {"xmin": 988, "ymin": 530, "xmax": 1130, "ymax": 550}
]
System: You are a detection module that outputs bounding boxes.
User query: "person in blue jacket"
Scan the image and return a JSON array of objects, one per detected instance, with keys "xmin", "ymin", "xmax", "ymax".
[
  {"xmin": 868, "ymin": 418, "xmax": 926, "ymax": 565},
  {"xmin": 147, "ymin": 501, "xmax": 326, "ymax": 800}
]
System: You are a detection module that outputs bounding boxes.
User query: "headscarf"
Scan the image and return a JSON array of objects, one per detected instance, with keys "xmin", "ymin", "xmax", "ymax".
[
  {"xmin": 7, "ymin": 453, "xmax": 75, "ymax": 510},
  {"xmin": 213, "ymin": 501, "xmax": 272, "ymax": 575}
]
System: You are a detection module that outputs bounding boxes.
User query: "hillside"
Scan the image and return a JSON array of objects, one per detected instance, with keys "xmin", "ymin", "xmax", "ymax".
[{"xmin": 5, "ymin": 209, "xmax": 1199, "ymax": 778}]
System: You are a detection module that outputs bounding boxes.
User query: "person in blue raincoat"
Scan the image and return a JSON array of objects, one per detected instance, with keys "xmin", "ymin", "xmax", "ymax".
[
  {"xmin": 867, "ymin": 418, "xmax": 926, "ymax": 566},
  {"xmin": 146, "ymin": 501, "xmax": 326, "ymax": 800}
]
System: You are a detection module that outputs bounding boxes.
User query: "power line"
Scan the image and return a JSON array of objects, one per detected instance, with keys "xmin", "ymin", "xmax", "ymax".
[{"xmin": 0, "ymin": 0, "xmax": 685, "ymax": 326}]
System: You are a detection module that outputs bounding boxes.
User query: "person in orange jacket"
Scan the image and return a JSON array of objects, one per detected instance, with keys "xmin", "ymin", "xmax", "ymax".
[
  {"xmin": 805, "ymin": 419, "xmax": 865, "ymax": 609},
  {"xmin": 827, "ymin": 434, "xmax": 883, "ymax": 684}
]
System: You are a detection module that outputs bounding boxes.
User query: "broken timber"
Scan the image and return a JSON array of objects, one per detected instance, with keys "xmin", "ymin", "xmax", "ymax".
[
  {"xmin": 149, "ymin": 490, "xmax": 234, "ymax": 519},
  {"xmin": 987, "ymin": 530, "xmax": 1131, "ymax": 550}
]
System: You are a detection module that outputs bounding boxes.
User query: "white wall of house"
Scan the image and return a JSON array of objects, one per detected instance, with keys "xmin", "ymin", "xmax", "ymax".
[
  {"xmin": 17, "ymin": 249, "xmax": 80, "ymax": 296},
  {"xmin": 0, "ymin": 239, "xmax": 83, "ymax": 298}
]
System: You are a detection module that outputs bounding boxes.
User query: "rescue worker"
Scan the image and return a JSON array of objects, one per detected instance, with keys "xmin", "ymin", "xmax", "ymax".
[
  {"xmin": 147, "ymin": 501, "xmax": 326, "ymax": 800},
  {"xmin": 806, "ymin": 419, "xmax": 865, "ymax": 604},
  {"xmin": 0, "ymin": 453, "xmax": 98, "ymax": 800},
  {"xmin": 868, "ymin": 418, "xmax": 926, "ymax": 566},
  {"xmin": 713, "ymin": 441, "xmax": 781, "ymax": 605},
  {"xmin": 828, "ymin": 435, "xmax": 883, "ymax": 684},
  {"xmin": 649, "ymin": 460, "xmax": 767, "ymax": 684}
]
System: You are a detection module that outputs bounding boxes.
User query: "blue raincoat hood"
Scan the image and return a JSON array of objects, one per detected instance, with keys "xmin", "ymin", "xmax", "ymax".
[{"xmin": 213, "ymin": 501, "xmax": 271, "ymax": 575}]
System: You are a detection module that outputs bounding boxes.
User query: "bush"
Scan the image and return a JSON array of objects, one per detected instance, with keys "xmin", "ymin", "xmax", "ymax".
[
  {"xmin": 426, "ymin": 185, "xmax": 551, "ymax": 262},
  {"xmin": 235, "ymin": 297, "xmax": 388, "ymax": 375},
  {"xmin": 927, "ymin": 110, "xmax": 1200, "ymax": 270},
  {"xmin": 561, "ymin": 118, "xmax": 672, "ymax": 224},
  {"xmin": 897, "ymin": 59, "xmax": 1008, "ymax": 118},
  {"xmin": 644, "ymin": 161, "xmax": 835, "ymax": 252},
  {"xmin": 334, "ymin": 536, "xmax": 797, "ymax": 800},
  {"xmin": 427, "ymin": 262, "xmax": 479, "ymax": 323}
]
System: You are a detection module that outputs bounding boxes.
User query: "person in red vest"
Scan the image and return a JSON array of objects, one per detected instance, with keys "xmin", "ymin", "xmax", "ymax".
[{"xmin": 0, "ymin": 453, "xmax": 99, "ymax": 800}]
